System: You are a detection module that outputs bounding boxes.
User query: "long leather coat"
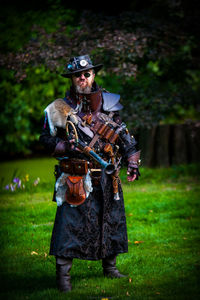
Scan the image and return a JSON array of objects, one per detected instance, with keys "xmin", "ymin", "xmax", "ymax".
[{"xmin": 39, "ymin": 83, "xmax": 138, "ymax": 260}]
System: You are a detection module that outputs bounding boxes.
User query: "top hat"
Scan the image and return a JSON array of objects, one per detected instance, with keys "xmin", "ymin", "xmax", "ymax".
[{"xmin": 61, "ymin": 55, "xmax": 103, "ymax": 78}]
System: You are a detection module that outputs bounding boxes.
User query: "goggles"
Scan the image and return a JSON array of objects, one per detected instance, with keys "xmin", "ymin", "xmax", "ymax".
[{"xmin": 74, "ymin": 72, "xmax": 92, "ymax": 78}]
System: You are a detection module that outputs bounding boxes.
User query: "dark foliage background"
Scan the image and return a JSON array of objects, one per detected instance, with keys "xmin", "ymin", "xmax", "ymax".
[{"xmin": 0, "ymin": 0, "xmax": 199, "ymax": 157}]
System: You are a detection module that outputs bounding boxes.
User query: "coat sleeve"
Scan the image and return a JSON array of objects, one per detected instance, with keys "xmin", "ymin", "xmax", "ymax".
[
  {"xmin": 119, "ymin": 129, "xmax": 138, "ymax": 160},
  {"xmin": 113, "ymin": 112, "xmax": 138, "ymax": 162},
  {"xmin": 39, "ymin": 116, "xmax": 82, "ymax": 157},
  {"xmin": 39, "ymin": 118, "xmax": 63, "ymax": 153}
]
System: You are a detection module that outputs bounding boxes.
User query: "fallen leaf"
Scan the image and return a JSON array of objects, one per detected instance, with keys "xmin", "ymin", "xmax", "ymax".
[
  {"xmin": 134, "ymin": 241, "xmax": 144, "ymax": 244},
  {"xmin": 31, "ymin": 251, "xmax": 38, "ymax": 255}
]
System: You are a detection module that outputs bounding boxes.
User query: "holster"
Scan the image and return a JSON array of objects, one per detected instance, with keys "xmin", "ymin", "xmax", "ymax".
[{"xmin": 90, "ymin": 170, "xmax": 102, "ymax": 186}]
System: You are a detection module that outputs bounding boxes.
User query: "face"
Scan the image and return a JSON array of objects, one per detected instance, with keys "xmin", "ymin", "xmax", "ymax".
[{"xmin": 71, "ymin": 69, "xmax": 95, "ymax": 94}]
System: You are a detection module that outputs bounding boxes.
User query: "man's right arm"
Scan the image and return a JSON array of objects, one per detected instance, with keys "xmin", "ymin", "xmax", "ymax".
[
  {"xmin": 39, "ymin": 121, "xmax": 63, "ymax": 153},
  {"xmin": 39, "ymin": 119, "xmax": 81, "ymax": 156}
]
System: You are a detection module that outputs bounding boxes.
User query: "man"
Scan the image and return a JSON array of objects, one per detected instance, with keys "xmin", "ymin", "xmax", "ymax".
[{"xmin": 40, "ymin": 55, "xmax": 140, "ymax": 293}]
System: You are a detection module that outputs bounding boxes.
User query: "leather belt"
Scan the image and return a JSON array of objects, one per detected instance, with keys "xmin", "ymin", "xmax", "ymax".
[{"xmin": 60, "ymin": 158, "xmax": 102, "ymax": 175}]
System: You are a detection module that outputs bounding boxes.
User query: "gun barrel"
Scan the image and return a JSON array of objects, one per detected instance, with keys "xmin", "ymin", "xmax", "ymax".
[{"xmin": 77, "ymin": 140, "xmax": 116, "ymax": 175}]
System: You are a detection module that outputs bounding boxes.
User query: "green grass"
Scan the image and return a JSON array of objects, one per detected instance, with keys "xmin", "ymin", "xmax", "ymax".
[{"xmin": 0, "ymin": 159, "xmax": 200, "ymax": 299}]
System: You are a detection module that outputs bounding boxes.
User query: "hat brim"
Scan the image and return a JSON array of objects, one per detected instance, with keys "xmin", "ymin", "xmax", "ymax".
[{"xmin": 61, "ymin": 64, "xmax": 103, "ymax": 78}]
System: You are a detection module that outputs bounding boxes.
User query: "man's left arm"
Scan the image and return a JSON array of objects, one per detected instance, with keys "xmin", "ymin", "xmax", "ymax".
[
  {"xmin": 113, "ymin": 113, "xmax": 141, "ymax": 182},
  {"xmin": 119, "ymin": 129, "xmax": 141, "ymax": 182}
]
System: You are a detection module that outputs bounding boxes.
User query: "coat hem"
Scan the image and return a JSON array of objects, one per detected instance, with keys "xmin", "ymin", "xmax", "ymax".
[{"xmin": 49, "ymin": 250, "xmax": 128, "ymax": 261}]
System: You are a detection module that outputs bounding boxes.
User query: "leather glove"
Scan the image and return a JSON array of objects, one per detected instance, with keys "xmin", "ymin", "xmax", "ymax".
[
  {"xmin": 53, "ymin": 141, "xmax": 69, "ymax": 157},
  {"xmin": 127, "ymin": 164, "xmax": 140, "ymax": 181},
  {"xmin": 127, "ymin": 151, "xmax": 141, "ymax": 181},
  {"xmin": 53, "ymin": 140, "xmax": 81, "ymax": 157}
]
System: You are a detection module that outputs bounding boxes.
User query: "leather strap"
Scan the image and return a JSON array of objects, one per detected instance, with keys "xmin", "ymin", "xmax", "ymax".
[{"xmin": 88, "ymin": 132, "xmax": 100, "ymax": 148}]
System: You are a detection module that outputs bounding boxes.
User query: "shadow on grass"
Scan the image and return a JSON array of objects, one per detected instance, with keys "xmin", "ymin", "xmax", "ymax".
[
  {"xmin": 1, "ymin": 261, "xmax": 200, "ymax": 299},
  {"xmin": 1, "ymin": 273, "xmax": 56, "ymax": 293},
  {"xmin": 0, "ymin": 260, "xmax": 103, "ymax": 294}
]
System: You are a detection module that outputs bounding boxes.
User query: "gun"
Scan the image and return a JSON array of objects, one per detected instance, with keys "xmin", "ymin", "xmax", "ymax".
[{"xmin": 66, "ymin": 120, "xmax": 116, "ymax": 175}]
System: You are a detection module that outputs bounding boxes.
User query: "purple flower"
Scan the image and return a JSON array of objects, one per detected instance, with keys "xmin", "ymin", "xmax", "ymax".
[
  {"xmin": 13, "ymin": 177, "xmax": 20, "ymax": 183},
  {"xmin": 5, "ymin": 184, "xmax": 9, "ymax": 190},
  {"xmin": 17, "ymin": 179, "xmax": 22, "ymax": 188},
  {"xmin": 10, "ymin": 184, "xmax": 16, "ymax": 192},
  {"xmin": 33, "ymin": 177, "xmax": 40, "ymax": 186}
]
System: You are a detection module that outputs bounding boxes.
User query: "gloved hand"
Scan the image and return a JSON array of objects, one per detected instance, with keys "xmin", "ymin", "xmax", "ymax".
[
  {"xmin": 127, "ymin": 151, "xmax": 141, "ymax": 182},
  {"xmin": 127, "ymin": 163, "xmax": 140, "ymax": 182},
  {"xmin": 53, "ymin": 139, "xmax": 81, "ymax": 157}
]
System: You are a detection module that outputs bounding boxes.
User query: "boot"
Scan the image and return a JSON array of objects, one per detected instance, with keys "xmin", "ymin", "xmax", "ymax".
[
  {"xmin": 102, "ymin": 255, "xmax": 127, "ymax": 278},
  {"xmin": 56, "ymin": 256, "xmax": 73, "ymax": 293}
]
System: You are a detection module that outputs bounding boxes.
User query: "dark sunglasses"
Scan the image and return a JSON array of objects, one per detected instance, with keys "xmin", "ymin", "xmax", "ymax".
[{"xmin": 74, "ymin": 72, "xmax": 92, "ymax": 78}]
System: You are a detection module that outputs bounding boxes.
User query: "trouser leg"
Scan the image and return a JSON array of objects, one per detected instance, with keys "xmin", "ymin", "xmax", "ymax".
[
  {"xmin": 102, "ymin": 254, "xmax": 127, "ymax": 278},
  {"xmin": 56, "ymin": 256, "xmax": 73, "ymax": 292}
]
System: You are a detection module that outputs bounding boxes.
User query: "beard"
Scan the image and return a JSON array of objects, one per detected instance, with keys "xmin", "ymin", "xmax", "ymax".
[{"xmin": 75, "ymin": 84, "xmax": 92, "ymax": 94}]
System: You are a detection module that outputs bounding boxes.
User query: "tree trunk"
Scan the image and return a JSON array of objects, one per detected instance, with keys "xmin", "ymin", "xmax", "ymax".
[
  {"xmin": 156, "ymin": 125, "xmax": 170, "ymax": 167},
  {"xmin": 137, "ymin": 122, "xmax": 200, "ymax": 167},
  {"xmin": 138, "ymin": 126, "xmax": 157, "ymax": 167},
  {"xmin": 171, "ymin": 124, "xmax": 187, "ymax": 165}
]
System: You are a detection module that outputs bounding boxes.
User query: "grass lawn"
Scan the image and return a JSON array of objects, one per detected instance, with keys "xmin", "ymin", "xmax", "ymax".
[{"xmin": 0, "ymin": 159, "xmax": 200, "ymax": 300}]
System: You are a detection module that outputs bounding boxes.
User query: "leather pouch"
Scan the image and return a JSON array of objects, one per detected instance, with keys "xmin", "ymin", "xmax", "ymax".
[
  {"xmin": 72, "ymin": 160, "xmax": 88, "ymax": 175},
  {"xmin": 65, "ymin": 176, "xmax": 86, "ymax": 206},
  {"xmin": 60, "ymin": 159, "xmax": 88, "ymax": 175},
  {"xmin": 60, "ymin": 160, "xmax": 73, "ymax": 173}
]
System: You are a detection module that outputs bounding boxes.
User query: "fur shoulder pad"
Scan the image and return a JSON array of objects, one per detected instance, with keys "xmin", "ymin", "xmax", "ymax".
[
  {"xmin": 44, "ymin": 98, "xmax": 77, "ymax": 136},
  {"xmin": 102, "ymin": 92, "xmax": 123, "ymax": 112}
]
